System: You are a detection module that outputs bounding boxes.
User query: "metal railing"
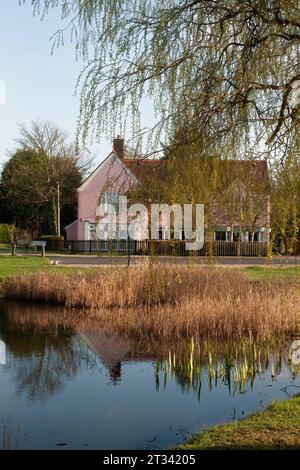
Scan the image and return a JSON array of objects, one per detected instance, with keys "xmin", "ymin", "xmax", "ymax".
[{"xmin": 60, "ymin": 240, "xmax": 268, "ymax": 256}]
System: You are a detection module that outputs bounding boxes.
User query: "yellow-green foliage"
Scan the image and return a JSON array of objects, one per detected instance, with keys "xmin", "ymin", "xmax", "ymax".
[{"xmin": 0, "ymin": 224, "xmax": 15, "ymax": 243}]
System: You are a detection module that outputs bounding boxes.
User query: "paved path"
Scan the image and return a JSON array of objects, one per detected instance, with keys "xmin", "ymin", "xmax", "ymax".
[{"xmin": 47, "ymin": 254, "xmax": 300, "ymax": 267}]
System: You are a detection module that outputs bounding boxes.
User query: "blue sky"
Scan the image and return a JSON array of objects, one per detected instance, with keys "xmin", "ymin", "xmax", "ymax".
[{"xmin": 0, "ymin": 0, "xmax": 113, "ymax": 169}]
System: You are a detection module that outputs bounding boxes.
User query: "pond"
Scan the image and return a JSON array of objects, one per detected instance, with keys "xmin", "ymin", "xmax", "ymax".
[{"xmin": 0, "ymin": 300, "xmax": 299, "ymax": 450}]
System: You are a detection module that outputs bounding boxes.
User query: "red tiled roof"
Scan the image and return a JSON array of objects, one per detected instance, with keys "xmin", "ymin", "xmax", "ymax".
[
  {"xmin": 122, "ymin": 157, "xmax": 167, "ymax": 181},
  {"xmin": 217, "ymin": 160, "xmax": 269, "ymax": 187},
  {"xmin": 121, "ymin": 157, "xmax": 268, "ymax": 187}
]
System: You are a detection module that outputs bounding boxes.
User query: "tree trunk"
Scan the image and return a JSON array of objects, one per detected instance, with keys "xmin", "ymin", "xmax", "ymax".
[
  {"xmin": 57, "ymin": 182, "xmax": 61, "ymax": 237},
  {"xmin": 48, "ymin": 199, "xmax": 57, "ymax": 236}
]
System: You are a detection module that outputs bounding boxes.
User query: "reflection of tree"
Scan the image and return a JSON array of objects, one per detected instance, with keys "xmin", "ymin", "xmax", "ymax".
[
  {"xmin": 9, "ymin": 338, "xmax": 82, "ymax": 401},
  {"xmin": 0, "ymin": 301, "xmax": 94, "ymax": 400}
]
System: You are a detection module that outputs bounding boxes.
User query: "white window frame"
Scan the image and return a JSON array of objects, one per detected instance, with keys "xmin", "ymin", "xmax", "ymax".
[
  {"xmin": 89, "ymin": 223, "xmax": 97, "ymax": 241},
  {"xmin": 84, "ymin": 221, "xmax": 90, "ymax": 241},
  {"xmin": 241, "ymin": 231, "xmax": 249, "ymax": 242}
]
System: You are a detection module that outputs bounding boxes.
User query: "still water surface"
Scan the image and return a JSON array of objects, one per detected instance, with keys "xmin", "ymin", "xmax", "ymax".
[{"xmin": 0, "ymin": 300, "xmax": 299, "ymax": 450}]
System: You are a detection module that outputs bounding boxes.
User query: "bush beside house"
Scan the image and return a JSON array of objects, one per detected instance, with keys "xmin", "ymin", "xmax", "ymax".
[{"xmin": 0, "ymin": 224, "xmax": 15, "ymax": 243}]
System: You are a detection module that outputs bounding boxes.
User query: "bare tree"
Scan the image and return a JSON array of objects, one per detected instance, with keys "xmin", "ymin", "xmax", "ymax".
[{"xmin": 13, "ymin": 120, "xmax": 91, "ymax": 235}]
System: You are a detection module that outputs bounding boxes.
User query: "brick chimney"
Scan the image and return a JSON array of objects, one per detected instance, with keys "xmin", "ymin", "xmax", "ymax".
[{"xmin": 113, "ymin": 136, "xmax": 124, "ymax": 159}]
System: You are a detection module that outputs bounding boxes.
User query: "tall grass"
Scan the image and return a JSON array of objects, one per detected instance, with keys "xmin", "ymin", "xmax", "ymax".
[
  {"xmin": 4, "ymin": 263, "xmax": 300, "ymax": 341},
  {"xmin": 5, "ymin": 263, "xmax": 248, "ymax": 308}
]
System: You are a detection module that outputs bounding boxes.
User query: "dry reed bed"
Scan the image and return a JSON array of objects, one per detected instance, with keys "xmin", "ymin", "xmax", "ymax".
[
  {"xmin": 2, "ymin": 300, "xmax": 288, "ymax": 364},
  {"xmin": 4, "ymin": 264, "xmax": 300, "ymax": 341}
]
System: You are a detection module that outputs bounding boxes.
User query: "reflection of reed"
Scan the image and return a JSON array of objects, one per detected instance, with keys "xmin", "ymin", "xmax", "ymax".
[
  {"xmin": 1, "ymin": 421, "xmax": 20, "ymax": 450},
  {"xmin": 154, "ymin": 338, "xmax": 298, "ymax": 400},
  {"xmin": 2, "ymin": 300, "xmax": 298, "ymax": 398},
  {"xmin": 4, "ymin": 264, "xmax": 300, "ymax": 341}
]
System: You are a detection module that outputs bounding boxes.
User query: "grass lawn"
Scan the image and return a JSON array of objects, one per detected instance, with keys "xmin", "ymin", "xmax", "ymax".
[
  {"xmin": 0, "ymin": 255, "xmax": 99, "ymax": 283},
  {"xmin": 178, "ymin": 397, "xmax": 300, "ymax": 450},
  {"xmin": 245, "ymin": 265, "xmax": 300, "ymax": 281},
  {"xmin": 0, "ymin": 244, "xmax": 10, "ymax": 253},
  {"xmin": 1, "ymin": 254, "xmax": 300, "ymax": 282},
  {"xmin": 0, "ymin": 255, "xmax": 51, "ymax": 280}
]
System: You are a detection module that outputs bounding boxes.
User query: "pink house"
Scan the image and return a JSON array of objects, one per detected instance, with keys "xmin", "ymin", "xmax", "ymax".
[
  {"xmin": 65, "ymin": 138, "xmax": 270, "ymax": 245},
  {"xmin": 65, "ymin": 138, "xmax": 156, "ymax": 241}
]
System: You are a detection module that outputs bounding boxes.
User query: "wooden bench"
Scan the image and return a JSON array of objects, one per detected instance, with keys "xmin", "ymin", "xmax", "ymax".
[
  {"xmin": 31, "ymin": 240, "xmax": 46, "ymax": 257},
  {"xmin": 11, "ymin": 239, "xmax": 30, "ymax": 255}
]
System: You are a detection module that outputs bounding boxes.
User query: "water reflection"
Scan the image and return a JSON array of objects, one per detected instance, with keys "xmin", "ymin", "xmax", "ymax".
[
  {"xmin": 0, "ymin": 299, "xmax": 299, "ymax": 449},
  {"xmin": 82, "ymin": 331, "xmax": 130, "ymax": 384},
  {"xmin": 0, "ymin": 302, "xmax": 95, "ymax": 400},
  {"xmin": 154, "ymin": 338, "xmax": 299, "ymax": 400},
  {"xmin": 2, "ymin": 300, "xmax": 299, "ymax": 399},
  {"xmin": 0, "ymin": 339, "xmax": 6, "ymax": 365}
]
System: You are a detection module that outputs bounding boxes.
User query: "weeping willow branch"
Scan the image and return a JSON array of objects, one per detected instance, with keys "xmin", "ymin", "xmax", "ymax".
[{"xmin": 22, "ymin": 0, "xmax": 300, "ymax": 158}]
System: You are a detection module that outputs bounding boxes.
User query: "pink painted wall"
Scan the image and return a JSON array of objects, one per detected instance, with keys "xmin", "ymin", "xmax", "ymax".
[
  {"xmin": 65, "ymin": 220, "xmax": 78, "ymax": 241},
  {"xmin": 77, "ymin": 153, "xmax": 136, "ymax": 240},
  {"xmin": 67, "ymin": 152, "xmax": 271, "ymax": 243}
]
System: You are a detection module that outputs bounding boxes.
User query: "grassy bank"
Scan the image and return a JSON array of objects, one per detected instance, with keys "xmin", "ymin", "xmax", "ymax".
[
  {"xmin": 0, "ymin": 255, "xmax": 103, "ymax": 282},
  {"xmin": 0, "ymin": 255, "xmax": 101, "ymax": 296},
  {"xmin": 4, "ymin": 263, "xmax": 300, "ymax": 341},
  {"xmin": 245, "ymin": 266, "xmax": 300, "ymax": 281},
  {"xmin": 1, "ymin": 254, "xmax": 300, "ymax": 281},
  {"xmin": 178, "ymin": 396, "xmax": 300, "ymax": 450},
  {"xmin": 0, "ymin": 256, "xmax": 50, "ymax": 280}
]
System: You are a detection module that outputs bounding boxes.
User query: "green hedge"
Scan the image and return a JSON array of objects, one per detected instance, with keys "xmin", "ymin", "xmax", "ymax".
[
  {"xmin": 0, "ymin": 224, "xmax": 16, "ymax": 243},
  {"xmin": 40, "ymin": 235, "xmax": 65, "ymax": 241}
]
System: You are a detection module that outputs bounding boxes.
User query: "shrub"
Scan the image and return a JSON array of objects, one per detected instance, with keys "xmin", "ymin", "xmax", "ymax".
[{"xmin": 0, "ymin": 224, "xmax": 15, "ymax": 243}]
